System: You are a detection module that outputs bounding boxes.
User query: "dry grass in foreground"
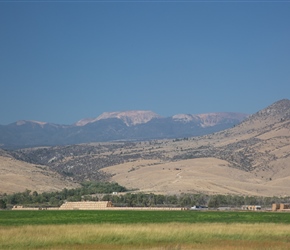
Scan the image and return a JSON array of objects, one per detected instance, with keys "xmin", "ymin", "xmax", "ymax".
[{"xmin": 1, "ymin": 223, "xmax": 290, "ymax": 250}]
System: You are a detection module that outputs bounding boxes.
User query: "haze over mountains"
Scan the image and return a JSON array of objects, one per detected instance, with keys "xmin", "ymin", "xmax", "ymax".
[
  {"xmin": 0, "ymin": 110, "xmax": 247, "ymax": 149},
  {"xmin": 1, "ymin": 99, "xmax": 290, "ymax": 196}
]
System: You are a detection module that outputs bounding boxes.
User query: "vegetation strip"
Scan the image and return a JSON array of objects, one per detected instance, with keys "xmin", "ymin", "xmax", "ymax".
[
  {"xmin": 1, "ymin": 210, "xmax": 290, "ymax": 226},
  {"xmin": 1, "ymin": 223, "xmax": 290, "ymax": 250},
  {"xmin": 2, "ymin": 181, "xmax": 290, "ymax": 209}
]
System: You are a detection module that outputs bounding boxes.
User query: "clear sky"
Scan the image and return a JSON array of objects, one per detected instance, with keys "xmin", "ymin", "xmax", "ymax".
[{"xmin": 1, "ymin": 0, "xmax": 289, "ymax": 125}]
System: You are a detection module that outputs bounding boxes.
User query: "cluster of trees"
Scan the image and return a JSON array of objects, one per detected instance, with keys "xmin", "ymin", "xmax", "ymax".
[
  {"xmin": 0, "ymin": 182, "xmax": 127, "ymax": 209},
  {"xmin": 102, "ymin": 193, "xmax": 289, "ymax": 208},
  {"xmin": 1, "ymin": 182, "xmax": 290, "ymax": 210}
]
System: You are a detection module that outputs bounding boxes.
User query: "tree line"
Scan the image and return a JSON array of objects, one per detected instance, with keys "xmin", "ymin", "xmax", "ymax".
[
  {"xmin": 0, "ymin": 182, "xmax": 127, "ymax": 209},
  {"xmin": 1, "ymin": 182, "xmax": 289, "ymax": 209},
  {"xmin": 102, "ymin": 193, "xmax": 290, "ymax": 208}
]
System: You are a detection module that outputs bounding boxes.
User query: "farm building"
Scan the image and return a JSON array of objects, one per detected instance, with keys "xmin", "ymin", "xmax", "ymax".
[
  {"xmin": 59, "ymin": 201, "xmax": 113, "ymax": 210},
  {"xmin": 272, "ymin": 203, "xmax": 290, "ymax": 212}
]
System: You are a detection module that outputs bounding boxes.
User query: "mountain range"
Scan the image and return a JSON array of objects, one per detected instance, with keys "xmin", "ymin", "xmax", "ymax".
[
  {"xmin": 1, "ymin": 99, "xmax": 290, "ymax": 196},
  {"xmin": 0, "ymin": 111, "xmax": 247, "ymax": 149}
]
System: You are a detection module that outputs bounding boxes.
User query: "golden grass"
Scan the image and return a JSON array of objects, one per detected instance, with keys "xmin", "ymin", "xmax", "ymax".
[{"xmin": 1, "ymin": 223, "xmax": 290, "ymax": 250}]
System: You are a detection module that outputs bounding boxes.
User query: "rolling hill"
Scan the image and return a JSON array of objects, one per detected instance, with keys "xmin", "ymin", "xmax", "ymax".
[
  {"xmin": 96, "ymin": 99, "xmax": 290, "ymax": 196},
  {"xmin": 0, "ymin": 149, "xmax": 79, "ymax": 194}
]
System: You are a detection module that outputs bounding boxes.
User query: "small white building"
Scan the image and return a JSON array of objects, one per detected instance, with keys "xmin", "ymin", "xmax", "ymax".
[{"xmin": 241, "ymin": 205, "xmax": 261, "ymax": 211}]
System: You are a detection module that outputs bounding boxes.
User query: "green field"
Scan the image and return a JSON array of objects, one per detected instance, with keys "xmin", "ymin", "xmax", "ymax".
[
  {"xmin": 1, "ymin": 210, "xmax": 290, "ymax": 226},
  {"xmin": 1, "ymin": 210, "xmax": 290, "ymax": 249}
]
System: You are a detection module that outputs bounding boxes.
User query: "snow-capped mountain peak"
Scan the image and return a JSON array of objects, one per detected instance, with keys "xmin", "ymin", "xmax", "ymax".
[
  {"xmin": 15, "ymin": 120, "xmax": 48, "ymax": 127},
  {"xmin": 75, "ymin": 110, "xmax": 161, "ymax": 127}
]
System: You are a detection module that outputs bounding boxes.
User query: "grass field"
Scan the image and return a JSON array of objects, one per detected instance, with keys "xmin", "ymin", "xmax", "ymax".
[{"xmin": 1, "ymin": 210, "xmax": 290, "ymax": 249}]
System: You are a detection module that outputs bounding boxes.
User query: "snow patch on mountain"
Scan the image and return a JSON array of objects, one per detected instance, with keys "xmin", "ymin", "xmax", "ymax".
[
  {"xmin": 75, "ymin": 110, "xmax": 162, "ymax": 127},
  {"xmin": 16, "ymin": 120, "xmax": 48, "ymax": 127},
  {"xmin": 173, "ymin": 112, "xmax": 248, "ymax": 127},
  {"xmin": 172, "ymin": 114, "xmax": 199, "ymax": 122}
]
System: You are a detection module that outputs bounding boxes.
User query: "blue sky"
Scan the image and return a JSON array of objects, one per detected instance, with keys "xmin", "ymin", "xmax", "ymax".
[{"xmin": 1, "ymin": 0, "xmax": 289, "ymax": 125}]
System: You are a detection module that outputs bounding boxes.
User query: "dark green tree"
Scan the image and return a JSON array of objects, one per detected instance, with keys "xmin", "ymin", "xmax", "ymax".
[{"xmin": 0, "ymin": 199, "xmax": 6, "ymax": 209}]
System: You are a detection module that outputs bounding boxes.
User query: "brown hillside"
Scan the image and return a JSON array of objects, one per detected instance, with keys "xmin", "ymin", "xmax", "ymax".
[
  {"xmin": 0, "ymin": 154, "xmax": 79, "ymax": 194},
  {"xmin": 103, "ymin": 158, "xmax": 290, "ymax": 196},
  {"xmin": 102, "ymin": 99, "xmax": 290, "ymax": 196}
]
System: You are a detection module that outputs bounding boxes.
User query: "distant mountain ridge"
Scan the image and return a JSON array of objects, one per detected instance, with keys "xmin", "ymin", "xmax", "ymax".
[
  {"xmin": 0, "ymin": 110, "xmax": 248, "ymax": 149},
  {"xmin": 172, "ymin": 112, "xmax": 247, "ymax": 127},
  {"xmin": 75, "ymin": 110, "xmax": 162, "ymax": 126}
]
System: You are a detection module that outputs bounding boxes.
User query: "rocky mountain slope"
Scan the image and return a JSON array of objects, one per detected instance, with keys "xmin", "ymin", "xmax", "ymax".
[
  {"xmin": 0, "ymin": 111, "xmax": 247, "ymax": 149},
  {"xmin": 4, "ymin": 99, "xmax": 290, "ymax": 196}
]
